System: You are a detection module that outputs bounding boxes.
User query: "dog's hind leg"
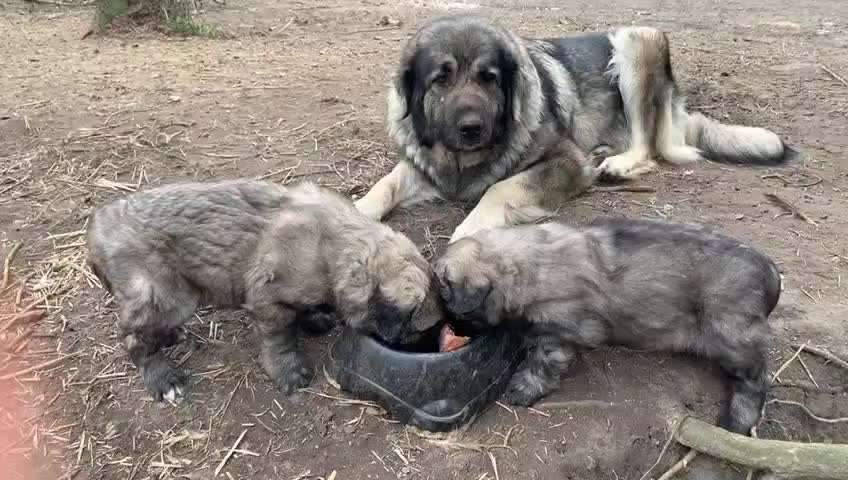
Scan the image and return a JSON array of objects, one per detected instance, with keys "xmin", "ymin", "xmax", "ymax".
[
  {"xmin": 716, "ymin": 349, "xmax": 770, "ymax": 435},
  {"xmin": 118, "ymin": 272, "xmax": 198, "ymax": 403},
  {"xmin": 655, "ymin": 88, "xmax": 704, "ymax": 166},
  {"xmin": 504, "ymin": 335, "xmax": 578, "ymax": 407},
  {"xmin": 598, "ymin": 27, "xmax": 674, "ymax": 180},
  {"xmin": 701, "ymin": 316, "xmax": 771, "ymax": 435}
]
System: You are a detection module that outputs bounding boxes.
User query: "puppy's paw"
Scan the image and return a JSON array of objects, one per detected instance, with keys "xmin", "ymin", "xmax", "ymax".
[
  {"xmin": 142, "ymin": 357, "xmax": 189, "ymax": 404},
  {"xmin": 503, "ymin": 370, "xmax": 546, "ymax": 407},
  {"xmin": 268, "ymin": 352, "xmax": 314, "ymax": 395},
  {"xmin": 354, "ymin": 197, "xmax": 385, "ymax": 221},
  {"xmin": 298, "ymin": 309, "xmax": 337, "ymax": 336},
  {"xmin": 159, "ymin": 326, "xmax": 188, "ymax": 349},
  {"xmin": 596, "ymin": 151, "xmax": 655, "ymax": 182}
]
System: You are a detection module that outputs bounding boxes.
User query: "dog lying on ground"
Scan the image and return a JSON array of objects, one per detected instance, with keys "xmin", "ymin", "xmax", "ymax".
[
  {"xmin": 87, "ymin": 180, "xmax": 444, "ymax": 402},
  {"xmin": 434, "ymin": 218, "xmax": 781, "ymax": 434},
  {"xmin": 355, "ymin": 14, "xmax": 794, "ymax": 243}
]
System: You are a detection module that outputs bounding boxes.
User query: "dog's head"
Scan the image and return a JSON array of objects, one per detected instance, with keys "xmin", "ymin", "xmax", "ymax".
[
  {"xmin": 335, "ymin": 231, "xmax": 446, "ymax": 346},
  {"xmin": 433, "ymin": 237, "xmax": 500, "ymax": 335},
  {"xmin": 393, "ymin": 15, "xmax": 531, "ymax": 153}
]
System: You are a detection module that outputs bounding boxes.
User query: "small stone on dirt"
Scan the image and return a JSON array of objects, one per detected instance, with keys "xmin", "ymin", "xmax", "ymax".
[
  {"xmin": 378, "ymin": 15, "xmax": 402, "ymax": 27},
  {"xmin": 761, "ymin": 20, "xmax": 801, "ymax": 31}
]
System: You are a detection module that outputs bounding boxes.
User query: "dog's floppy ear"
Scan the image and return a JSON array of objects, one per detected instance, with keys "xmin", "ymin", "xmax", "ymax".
[
  {"xmin": 447, "ymin": 280, "xmax": 492, "ymax": 316},
  {"xmin": 333, "ymin": 250, "xmax": 375, "ymax": 327},
  {"xmin": 396, "ymin": 49, "xmax": 420, "ymax": 120},
  {"xmin": 498, "ymin": 45, "xmax": 520, "ymax": 131},
  {"xmin": 435, "ymin": 261, "xmax": 492, "ymax": 316}
]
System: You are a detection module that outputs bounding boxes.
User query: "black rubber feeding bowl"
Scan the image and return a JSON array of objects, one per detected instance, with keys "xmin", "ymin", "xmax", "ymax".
[{"xmin": 332, "ymin": 326, "xmax": 526, "ymax": 432}]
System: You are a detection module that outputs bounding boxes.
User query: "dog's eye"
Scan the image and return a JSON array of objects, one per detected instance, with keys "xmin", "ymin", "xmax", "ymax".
[
  {"xmin": 432, "ymin": 73, "xmax": 448, "ymax": 85},
  {"xmin": 479, "ymin": 69, "xmax": 499, "ymax": 83}
]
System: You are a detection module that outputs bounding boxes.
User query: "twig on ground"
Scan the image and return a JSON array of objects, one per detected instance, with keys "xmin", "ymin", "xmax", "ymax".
[
  {"xmin": 277, "ymin": 17, "xmax": 296, "ymax": 34},
  {"xmin": 214, "ymin": 428, "xmax": 249, "ymax": 476},
  {"xmin": 340, "ymin": 26, "xmax": 402, "ymax": 36},
  {"xmin": 0, "ymin": 309, "xmax": 44, "ymax": 334},
  {"xmin": 589, "ymin": 185, "xmax": 656, "ymax": 193},
  {"xmin": 255, "ymin": 166, "xmax": 297, "ymax": 181},
  {"xmin": 657, "ymin": 450, "xmax": 698, "ymax": 480},
  {"xmin": 771, "ymin": 380, "xmax": 845, "ymax": 394},
  {"xmin": 768, "ymin": 399, "xmax": 848, "ymax": 424},
  {"xmin": 0, "ymin": 352, "xmax": 80, "ymax": 380},
  {"xmin": 761, "ymin": 173, "xmax": 823, "ymax": 188},
  {"xmin": 821, "ymin": 65, "xmax": 848, "ymax": 88},
  {"xmin": 797, "ymin": 355, "xmax": 819, "ymax": 388},
  {"xmin": 764, "ymin": 193, "xmax": 818, "ymax": 226},
  {"xmin": 298, "ymin": 388, "xmax": 380, "ymax": 408},
  {"xmin": 488, "ymin": 451, "xmax": 500, "ymax": 480},
  {"xmin": 24, "ymin": 0, "xmax": 93, "ymax": 6},
  {"xmin": 791, "ymin": 344, "xmax": 848, "ymax": 371},
  {"xmin": 2, "ymin": 241, "xmax": 23, "ymax": 290},
  {"xmin": 535, "ymin": 400, "xmax": 620, "ymax": 410},
  {"xmin": 638, "ymin": 418, "xmax": 684, "ymax": 480},
  {"xmin": 675, "ymin": 416, "xmax": 848, "ymax": 479},
  {"xmin": 771, "ymin": 343, "xmax": 806, "ymax": 383}
]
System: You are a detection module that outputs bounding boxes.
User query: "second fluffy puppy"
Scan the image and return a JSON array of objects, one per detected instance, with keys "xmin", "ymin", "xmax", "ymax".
[{"xmin": 434, "ymin": 218, "xmax": 781, "ymax": 435}]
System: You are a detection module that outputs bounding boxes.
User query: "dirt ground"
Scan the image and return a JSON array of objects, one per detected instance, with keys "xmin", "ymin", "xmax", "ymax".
[{"xmin": 1, "ymin": 0, "xmax": 847, "ymax": 479}]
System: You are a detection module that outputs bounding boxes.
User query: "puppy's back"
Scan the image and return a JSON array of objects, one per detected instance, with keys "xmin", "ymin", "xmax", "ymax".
[
  {"xmin": 86, "ymin": 180, "xmax": 295, "ymax": 301},
  {"xmin": 588, "ymin": 217, "xmax": 781, "ymax": 314}
]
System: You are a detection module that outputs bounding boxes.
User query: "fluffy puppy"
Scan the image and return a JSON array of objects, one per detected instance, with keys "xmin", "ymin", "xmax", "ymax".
[
  {"xmin": 87, "ymin": 180, "xmax": 444, "ymax": 402},
  {"xmin": 434, "ymin": 218, "xmax": 781, "ymax": 435}
]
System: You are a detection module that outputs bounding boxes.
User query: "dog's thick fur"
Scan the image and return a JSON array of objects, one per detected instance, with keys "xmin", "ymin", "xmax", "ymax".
[
  {"xmin": 434, "ymin": 218, "xmax": 781, "ymax": 435},
  {"xmin": 87, "ymin": 180, "xmax": 444, "ymax": 401},
  {"xmin": 355, "ymin": 15, "xmax": 793, "ymax": 242}
]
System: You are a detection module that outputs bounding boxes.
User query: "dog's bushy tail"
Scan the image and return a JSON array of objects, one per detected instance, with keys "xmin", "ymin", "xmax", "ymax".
[{"xmin": 685, "ymin": 112, "xmax": 796, "ymax": 166}]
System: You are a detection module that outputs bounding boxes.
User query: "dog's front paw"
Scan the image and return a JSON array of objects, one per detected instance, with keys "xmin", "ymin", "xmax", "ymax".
[
  {"xmin": 142, "ymin": 357, "xmax": 189, "ymax": 404},
  {"xmin": 354, "ymin": 197, "xmax": 385, "ymax": 221},
  {"xmin": 298, "ymin": 309, "xmax": 337, "ymax": 336},
  {"xmin": 449, "ymin": 222, "xmax": 481, "ymax": 244},
  {"xmin": 503, "ymin": 370, "xmax": 547, "ymax": 407},
  {"xmin": 266, "ymin": 351, "xmax": 314, "ymax": 395},
  {"xmin": 596, "ymin": 151, "xmax": 655, "ymax": 181},
  {"xmin": 588, "ymin": 145, "xmax": 616, "ymax": 167}
]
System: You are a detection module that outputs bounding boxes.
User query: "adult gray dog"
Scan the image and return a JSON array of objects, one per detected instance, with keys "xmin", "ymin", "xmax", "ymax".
[
  {"xmin": 87, "ymin": 180, "xmax": 444, "ymax": 402},
  {"xmin": 434, "ymin": 218, "xmax": 781, "ymax": 435},
  {"xmin": 355, "ymin": 14, "xmax": 794, "ymax": 242}
]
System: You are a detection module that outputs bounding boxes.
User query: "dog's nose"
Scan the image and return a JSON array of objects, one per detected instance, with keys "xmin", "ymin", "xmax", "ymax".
[{"xmin": 458, "ymin": 116, "xmax": 483, "ymax": 141}]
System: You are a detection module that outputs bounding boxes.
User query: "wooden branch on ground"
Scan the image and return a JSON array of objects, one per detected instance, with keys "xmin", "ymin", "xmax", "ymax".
[
  {"xmin": 791, "ymin": 343, "xmax": 848, "ymax": 371},
  {"xmin": 674, "ymin": 417, "xmax": 848, "ymax": 479}
]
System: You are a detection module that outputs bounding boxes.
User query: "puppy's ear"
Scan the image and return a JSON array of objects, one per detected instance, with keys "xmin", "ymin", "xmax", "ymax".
[
  {"xmin": 333, "ymin": 252, "xmax": 375, "ymax": 327},
  {"xmin": 411, "ymin": 275, "xmax": 447, "ymax": 332},
  {"xmin": 448, "ymin": 280, "xmax": 492, "ymax": 316},
  {"xmin": 436, "ymin": 260, "xmax": 492, "ymax": 316}
]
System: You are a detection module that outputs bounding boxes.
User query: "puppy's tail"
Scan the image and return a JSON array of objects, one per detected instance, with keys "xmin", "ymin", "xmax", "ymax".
[{"xmin": 685, "ymin": 112, "xmax": 797, "ymax": 166}]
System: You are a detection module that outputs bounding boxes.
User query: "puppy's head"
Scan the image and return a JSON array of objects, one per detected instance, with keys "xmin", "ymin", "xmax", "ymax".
[
  {"xmin": 335, "ymin": 231, "xmax": 445, "ymax": 346},
  {"xmin": 433, "ymin": 238, "xmax": 497, "ymax": 335},
  {"xmin": 393, "ymin": 15, "xmax": 525, "ymax": 153}
]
